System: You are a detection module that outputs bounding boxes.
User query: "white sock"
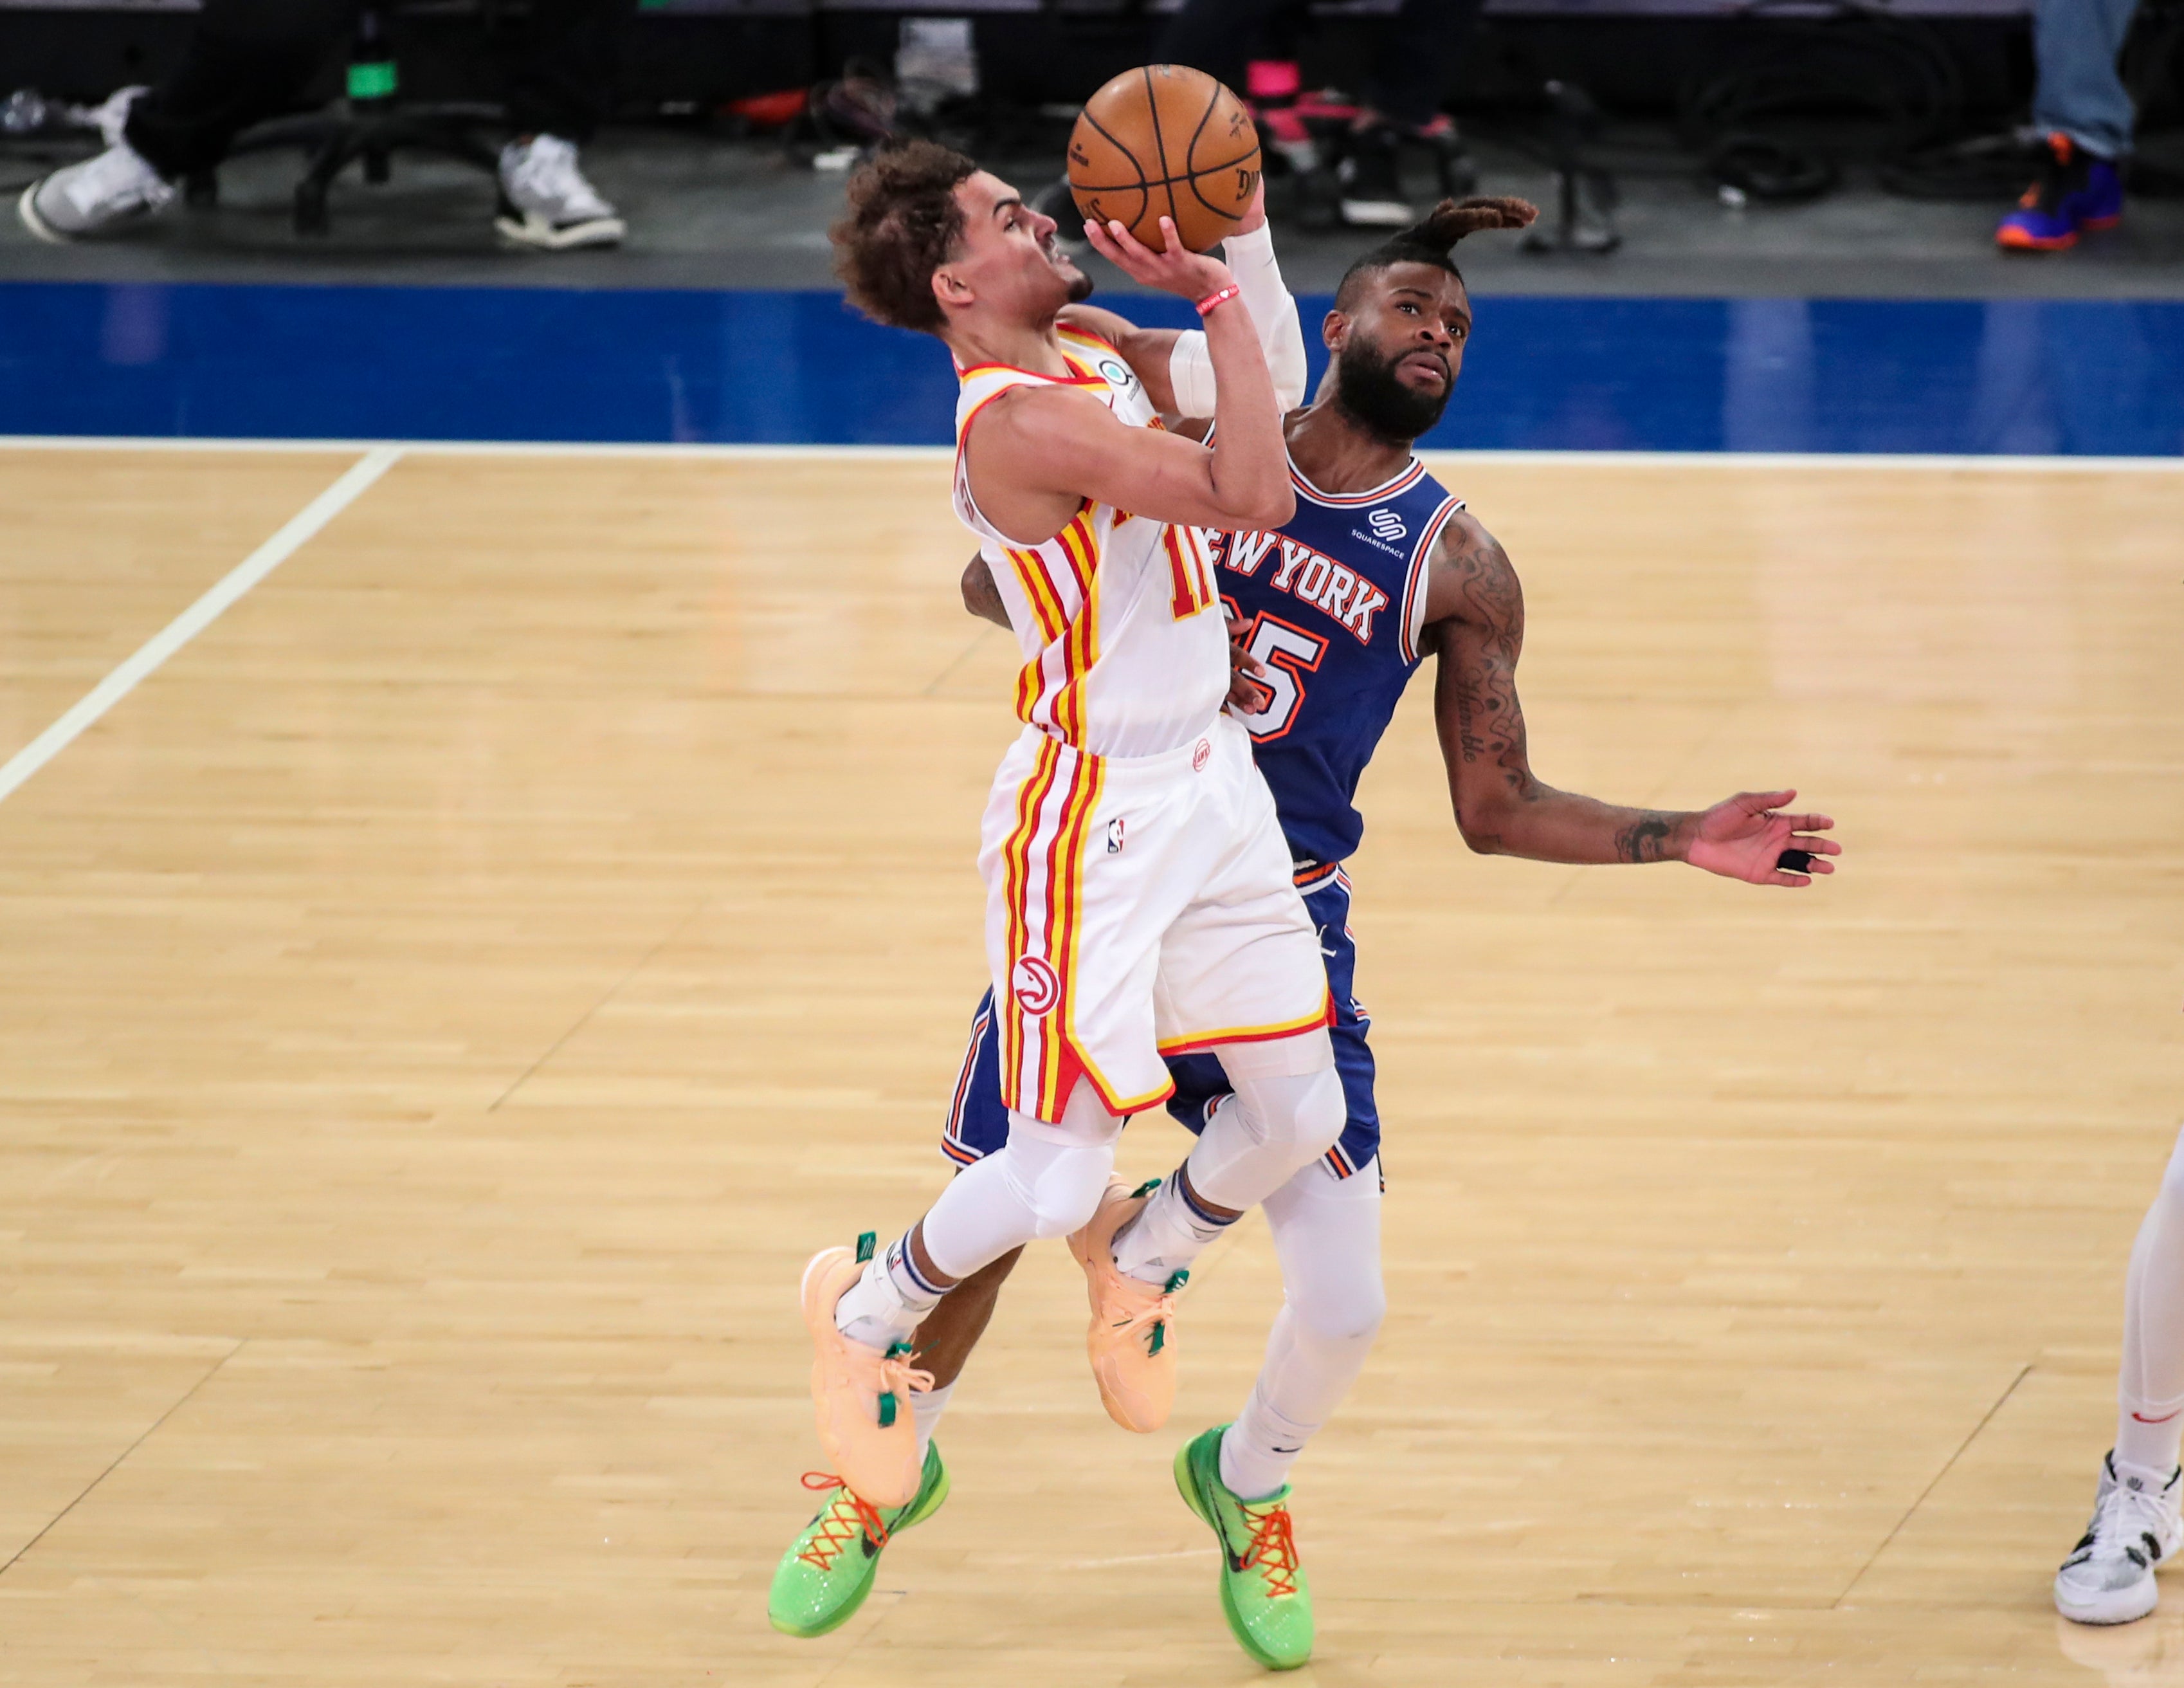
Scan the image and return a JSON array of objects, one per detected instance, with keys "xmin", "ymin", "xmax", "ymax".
[
  {"xmin": 1218, "ymin": 1158, "xmax": 1385, "ymax": 1500},
  {"xmin": 912, "ymin": 1380, "xmax": 955, "ymax": 1460},
  {"xmin": 2117, "ymin": 1128, "xmax": 2184, "ymax": 1473},
  {"xmin": 834, "ymin": 1229, "xmax": 945, "ymax": 1352},
  {"xmin": 1111, "ymin": 1163, "xmax": 1237, "ymax": 1285}
]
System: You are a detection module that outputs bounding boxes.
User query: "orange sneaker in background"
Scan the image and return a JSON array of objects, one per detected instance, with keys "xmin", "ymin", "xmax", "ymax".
[{"xmin": 1067, "ymin": 1177, "xmax": 1187, "ymax": 1433}]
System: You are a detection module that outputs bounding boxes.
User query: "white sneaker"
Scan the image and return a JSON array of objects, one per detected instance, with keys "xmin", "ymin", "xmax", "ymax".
[
  {"xmin": 17, "ymin": 139, "xmax": 174, "ymax": 244},
  {"xmin": 2057, "ymin": 1453, "xmax": 2184, "ymax": 1625},
  {"xmin": 495, "ymin": 134, "xmax": 624, "ymax": 250}
]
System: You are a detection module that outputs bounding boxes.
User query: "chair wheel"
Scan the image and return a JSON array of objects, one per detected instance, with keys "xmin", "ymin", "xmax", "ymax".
[
  {"xmin": 295, "ymin": 183, "xmax": 331, "ymax": 235},
  {"xmin": 183, "ymin": 170, "xmax": 219, "ymax": 208}
]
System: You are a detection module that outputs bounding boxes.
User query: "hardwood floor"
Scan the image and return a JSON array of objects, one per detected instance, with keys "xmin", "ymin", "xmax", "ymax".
[{"xmin": 0, "ymin": 446, "xmax": 2178, "ymax": 1685}]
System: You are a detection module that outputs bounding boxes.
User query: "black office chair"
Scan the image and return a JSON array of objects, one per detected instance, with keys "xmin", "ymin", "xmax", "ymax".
[{"xmin": 186, "ymin": 1, "xmax": 508, "ymax": 235}]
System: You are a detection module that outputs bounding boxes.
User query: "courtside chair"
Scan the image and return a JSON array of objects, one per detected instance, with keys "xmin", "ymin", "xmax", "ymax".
[{"xmin": 185, "ymin": 0, "xmax": 508, "ymax": 235}]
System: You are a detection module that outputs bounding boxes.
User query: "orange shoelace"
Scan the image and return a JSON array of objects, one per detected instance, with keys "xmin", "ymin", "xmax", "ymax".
[
  {"xmin": 873, "ymin": 1346, "xmax": 936, "ymax": 1427},
  {"xmin": 1241, "ymin": 1500, "xmax": 1301, "ymax": 1599},
  {"xmin": 794, "ymin": 1472, "xmax": 891, "ymax": 1571}
]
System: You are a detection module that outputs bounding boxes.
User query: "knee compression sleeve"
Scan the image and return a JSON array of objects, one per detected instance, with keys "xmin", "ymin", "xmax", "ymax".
[
  {"xmin": 1182, "ymin": 1049, "xmax": 1347, "ymax": 1214},
  {"xmin": 918, "ymin": 1087, "xmax": 1121, "ymax": 1280}
]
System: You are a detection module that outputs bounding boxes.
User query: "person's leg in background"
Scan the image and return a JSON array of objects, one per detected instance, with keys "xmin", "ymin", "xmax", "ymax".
[
  {"xmin": 19, "ymin": 0, "xmax": 346, "ymax": 243},
  {"xmin": 1998, "ymin": 0, "xmax": 2142, "ymax": 250},
  {"xmin": 2054, "ymin": 1125, "xmax": 2184, "ymax": 1626},
  {"xmin": 1340, "ymin": 0, "xmax": 1481, "ymax": 226},
  {"xmin": 495, "ymin": 0, "xmax": 629, "ymax": 248},
  {"xmin": 1156, "ymin": 0, "xmax": 1326, "ymax": 185},
  {"xmin": 1156, "ymin": 0, "xmax": 1295, "ymax": 96}
]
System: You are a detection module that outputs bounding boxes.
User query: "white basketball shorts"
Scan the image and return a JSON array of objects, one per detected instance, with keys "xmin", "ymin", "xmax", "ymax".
[{"xmin": 979, "ymin": 714, "xmax": 1331, "ymax": 1123}]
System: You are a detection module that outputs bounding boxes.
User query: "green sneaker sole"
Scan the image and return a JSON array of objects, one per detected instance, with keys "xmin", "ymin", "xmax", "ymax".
[
  {"xmin": 1172, "ymin": 1434, "xmax": 1310, "ymax": 1672},
  {"xmin": 768, "ymin": 1447, "xmax": 951, "ymax": 1639}
]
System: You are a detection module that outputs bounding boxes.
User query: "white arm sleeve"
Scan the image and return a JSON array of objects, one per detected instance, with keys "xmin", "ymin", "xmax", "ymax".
[{"xmin": 1165, "ymin": 221, "xmax": 1308, "ymax": 419}]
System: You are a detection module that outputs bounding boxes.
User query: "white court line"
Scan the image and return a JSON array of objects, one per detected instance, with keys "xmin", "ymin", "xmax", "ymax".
[
  {"xmin": 0, "ymin": 435, "xmax": 2181, "ymax": 472},
  {"xmin": 0, "ymin": 445, "xmax": 403, "ymax": 807}
]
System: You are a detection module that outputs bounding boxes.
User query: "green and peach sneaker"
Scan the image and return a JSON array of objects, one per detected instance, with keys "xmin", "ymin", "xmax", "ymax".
[
  {"xmin": 1173, "ymin": 1424, "xmax": 1314, "ymax": 1670},
  {"xmin": 767, "ymin": 1441, "xmax": 949, "ymax": 1638}
]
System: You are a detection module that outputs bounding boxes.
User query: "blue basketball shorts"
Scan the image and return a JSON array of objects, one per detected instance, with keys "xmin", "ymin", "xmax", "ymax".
[{"xmin": 942, "ymin": 864, "xmax": 1381, "ymax": 1180}]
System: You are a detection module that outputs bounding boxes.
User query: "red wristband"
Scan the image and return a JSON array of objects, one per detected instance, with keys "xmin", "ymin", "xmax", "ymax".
[{"xmin": 1195, "ymin": 284, "xmax": 1242, "ymax": 317}]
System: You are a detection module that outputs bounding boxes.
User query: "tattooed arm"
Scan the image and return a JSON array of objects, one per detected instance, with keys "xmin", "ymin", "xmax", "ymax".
[{"xmin": 1424, "ymin": 512, "xmax": 1841, "ymax": 884}]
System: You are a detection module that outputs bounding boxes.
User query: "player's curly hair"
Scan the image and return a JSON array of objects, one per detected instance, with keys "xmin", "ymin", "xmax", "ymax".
[
  {"xmin": 830, "ymin": 138, "xmax": 979, "ymax": 335},
  {"xmin": 1333, "ymin": 196, "xmax": 1538, "ymax": 308}
]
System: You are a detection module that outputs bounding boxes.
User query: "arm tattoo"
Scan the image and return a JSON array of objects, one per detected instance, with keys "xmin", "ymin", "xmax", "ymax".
[
  {"xmin": 1444, "ymin": 526, "xmax": 1535, "ymax": 800},
  {"xmin": 1614, "ymin": 813, "xmax": 1679, "ymax": 863}
]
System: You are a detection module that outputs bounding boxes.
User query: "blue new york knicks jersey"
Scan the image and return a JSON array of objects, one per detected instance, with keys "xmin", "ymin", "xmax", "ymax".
[
  {"xmin": 942, "ymin": 448, "xmax": 1462, "ymax": 1184},
  {"xmin": 1210, "ymin": 454, "xmax": 1463, "ymax": 875}
]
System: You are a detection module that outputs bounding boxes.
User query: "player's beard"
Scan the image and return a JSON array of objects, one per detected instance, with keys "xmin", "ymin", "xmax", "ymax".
[
  {"xmin": 1066, "ymin": 269, "xmax": 1095, "ymax": 304},
  {"xmin": 1333, "ymin": 340, "xmax": 1451, "ymax": 444}
]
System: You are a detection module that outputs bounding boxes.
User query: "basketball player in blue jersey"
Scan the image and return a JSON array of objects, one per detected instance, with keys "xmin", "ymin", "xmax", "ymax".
[{"xmin": 772, "ymin": 195, "xmax": 1844, "ymax": 1665}]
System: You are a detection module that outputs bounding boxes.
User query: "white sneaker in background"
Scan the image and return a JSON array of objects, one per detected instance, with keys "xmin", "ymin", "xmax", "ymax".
[
  {"xmin": 495, "ymin": 134, "xmax": 624, "ymax": 250},
  {"xmin": 2057, "ymin": 1453, "xmax": 2184, "ymax": 1626},
  {"xmin": 17, "ymin": 139, "xmax": 175, "ymax": 243}
]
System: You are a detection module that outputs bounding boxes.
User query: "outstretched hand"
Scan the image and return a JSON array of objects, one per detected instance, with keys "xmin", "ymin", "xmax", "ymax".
[
  {"xmin": 1083, "ymin": 214, "xmax": 1234, "ymax": 302},
  {"xmin": 1685, "ymin": 789, "xmax": 1841, "ymax": 888}
]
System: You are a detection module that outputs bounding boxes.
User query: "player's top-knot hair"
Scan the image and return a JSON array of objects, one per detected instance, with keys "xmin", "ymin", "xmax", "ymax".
[
  {"xmin": 831, "ymin": 137, "xmax": 979, "ymax": 335},
  {"xmin": 1333, "ymin": 196, "xmax": 1538, "ymax": 309}
]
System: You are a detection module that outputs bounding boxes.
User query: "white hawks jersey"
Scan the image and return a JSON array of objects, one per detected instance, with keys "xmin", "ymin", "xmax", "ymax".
[{"xmin": 953, "ymin": 324, "xmax": 1231, "ymax": 760}]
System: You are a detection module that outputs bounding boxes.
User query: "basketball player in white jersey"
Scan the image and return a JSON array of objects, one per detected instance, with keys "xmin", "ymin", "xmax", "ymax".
[
  {"xmin": 796, "ymin": 138, "xmax": 1343, "ymax": 1513},
  {"xmin": 2055, "ymin": 1115, "xmax": 2184, "ymax": 1623}
]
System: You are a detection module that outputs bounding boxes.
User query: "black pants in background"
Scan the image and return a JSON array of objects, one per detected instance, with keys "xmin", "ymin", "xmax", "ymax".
[
  {"xmin": 124, "ymin": 0, "xmax": 624, "ymax": 179},
  {"xmin": 1156, "ymin": 0, "xmax": 1480, "ymax": 129}
]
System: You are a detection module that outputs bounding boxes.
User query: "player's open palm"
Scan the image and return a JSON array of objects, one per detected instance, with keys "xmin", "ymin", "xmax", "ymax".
[{"xmin": 1685, "ymin": 789, "xmax": 1841, "ymax": 888}]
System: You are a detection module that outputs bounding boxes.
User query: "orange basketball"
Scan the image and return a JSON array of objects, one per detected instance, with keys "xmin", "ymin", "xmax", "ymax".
[{"xmin": 1067, "ymin": 65, "xmax": 1261, "ymax": 255}]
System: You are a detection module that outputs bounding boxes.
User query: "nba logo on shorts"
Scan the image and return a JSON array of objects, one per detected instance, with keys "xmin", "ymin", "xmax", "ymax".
[
  {"xmin": 1010, "ymin": 955, "xmax": 1060, "ymax": 1016},
  {"xmin": 1106, "ymin": 817, "xmax": 1125, "ymax": 854},
  {"xmin": 1192, "ymin": 738, "xmax": 1210, "ymax": 773}
]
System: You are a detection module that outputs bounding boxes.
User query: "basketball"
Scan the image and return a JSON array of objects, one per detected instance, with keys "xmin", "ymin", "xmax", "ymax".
[{"xmin": 1067, "ymin": 64, "xmax": 1261, "ymax": 253}]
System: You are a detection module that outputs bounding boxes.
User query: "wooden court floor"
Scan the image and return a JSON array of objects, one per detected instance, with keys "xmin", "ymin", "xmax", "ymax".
[{"xmin": 1, "ymin": 444, "xmax": 2180, "ymax": 1687}]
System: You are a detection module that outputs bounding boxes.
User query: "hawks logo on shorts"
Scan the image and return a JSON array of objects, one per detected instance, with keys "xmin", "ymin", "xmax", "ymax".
[{"xmin": 1010, "ymin": 955, "xmax": 1060, "ymax": 1016}]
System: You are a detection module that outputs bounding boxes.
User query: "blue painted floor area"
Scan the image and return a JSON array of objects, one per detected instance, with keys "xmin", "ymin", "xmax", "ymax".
[{"xmin": 3, "ymin": 281, "xmax": 2181, "ymax": 455}]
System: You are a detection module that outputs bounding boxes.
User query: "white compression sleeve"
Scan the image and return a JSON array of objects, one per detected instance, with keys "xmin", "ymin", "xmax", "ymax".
[
  {"xmin": 2117, "ymin": 1126, "xmax": 2184, "ymax": 1472},
  {"xmin": 1165, "ymin": 221, "xmax": 1307, "ymax": 417},
  {"xmin": 1179, "ymin": 1046, "xmax": 1345, "ymax": 1215},
  {"xmin": 918, "ymin": 1085, "xmax": 1124, "ymax": 1280},
  {"xmin": 1219, "ymin": 1157, "xmax": 1386, "ymax": 1500}
]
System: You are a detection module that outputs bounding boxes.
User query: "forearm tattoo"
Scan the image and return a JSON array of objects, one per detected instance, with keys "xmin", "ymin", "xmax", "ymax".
[{"xmin": 1614, "ymin": 813, "xmax": 1679, "ymax": 863}]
